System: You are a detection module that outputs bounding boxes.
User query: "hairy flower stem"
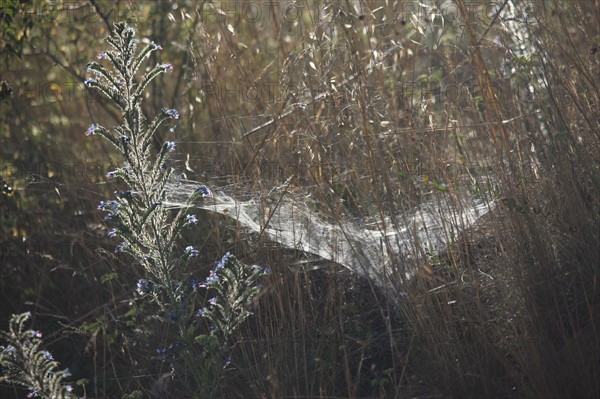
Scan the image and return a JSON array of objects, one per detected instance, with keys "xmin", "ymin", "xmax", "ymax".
[{"xmin": 83, "ymin": 22, "xmax": 269, "ymax": 397}]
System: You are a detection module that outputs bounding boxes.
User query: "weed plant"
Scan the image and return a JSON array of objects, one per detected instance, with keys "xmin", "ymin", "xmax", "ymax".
[
  {"xmin": 0, "ymin": 313, "xmax": 74, "ymax": 399},
  {"xmin": 1, "ymin": 1, "xmax": 599, "ymax": 398},
  {"xmin": 3, "ymin": 22, "xmax": 269, "ymax": 398}
]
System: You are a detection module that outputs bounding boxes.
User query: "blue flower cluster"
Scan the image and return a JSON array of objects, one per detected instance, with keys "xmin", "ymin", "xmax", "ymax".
[
  {"xmin": 85, "ymin": 124, "xmax": 98, "ymax": 136},
  {"xmin": 98, "ymin": 200, "xmax": 120, "ymax": 222},
  {"xmin": 164, "ymin": 141, "xmax": 176, "ymax": 152},
  {"xmin": 197, "ymin": 185, "xmax": 210, "ymax": 197},
  {"xmin": 148, "ymin": 41, "xmax": 162, "ymax": 51},
  {"xmin": 156, "ymin": 342, "xmax": 178, "ymax": 359},
  {"xmin": 215, "ymin": 252, "xmax": 232, "ymax": 270},
  {"xmin": 136, "ymin": 279, "xmax": 153, "ymax": 295},
  {"xmin": 115, "ymin": 242, "xmax": 130, "ymax": 253},
  {"xmin": 164, "ymin": 108, "xmax": 179, "ymax": 119},
  {"xmin": 185, "ymin": 246, "xmax": 199, "ymax": 257}
]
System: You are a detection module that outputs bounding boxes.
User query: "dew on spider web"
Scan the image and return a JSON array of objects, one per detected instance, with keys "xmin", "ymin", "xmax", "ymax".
[{"xmin": 163, "ymin": 175, "xmax": 496, "ymax": 296}]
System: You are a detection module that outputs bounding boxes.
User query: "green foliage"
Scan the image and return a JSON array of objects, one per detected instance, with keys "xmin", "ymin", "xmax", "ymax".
[
  {"xmin": 122, "ymin": 390, "xmax": 143, "ymax": 399},
  {"xmin": 0, "ymin": 0, "xmax": 49, "ymax": 59}
]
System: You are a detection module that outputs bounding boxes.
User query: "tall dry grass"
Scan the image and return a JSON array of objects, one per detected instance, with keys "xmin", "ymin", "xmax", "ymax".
[
  {"xmin": 1, "ymin": 0, "xmax": 598, "ymax": 397},
  {"xmin": 207, "ymin": 1, "xmax": 600, "ymax": 397}
]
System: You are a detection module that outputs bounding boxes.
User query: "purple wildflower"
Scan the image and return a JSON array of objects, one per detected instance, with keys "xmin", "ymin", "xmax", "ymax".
[
  {"xmin": 186, "ymin": 214, "xmax": 198, "ymax": 224},
  {"xmin": 185, "ymin": 246, "xmax": 199, "ymax": 257},
  {"xmin": 107, "ymin": 228, "xmax": 118, "ymax": 238},
  {"xmin": 161, "ymin": 64, "xmax": 173, "ymax": 72},
  {"xmin": 205, "ymin": 271, "xmax": 220, "ymax": 285},
  {"xmin": 136, "ymin": 279, "xmax": 151, "ymax": 295},
  {"xmin": 43, "ymin": 351, "xmax": 53, "ymax": 361},
  {"xmin": 156, "ymin": 348, "xmax": 167, "ymax": 358},
  {"xmin": 165, "ymin": 141, "xmax": 175, "ymax": 152},
  {"xmin": 84, "ymin": 77, "xmax": 94, "ymax": 86},
  {"xmin": 209, "ymin": 297, "xmax": 217, "ymax": 306},
  {"xmin": 115, "ymin": 242, "xmax": 130, "ymax": 253},
  {"xmin": 165, "ymin": 108, "xmax": 179, "ymax": 119},
  {"xmin": 98, "ymin": 200, "xmax": 120, "ymax": 212},
  {"xmin": 197, "ymin": 185, "xmax": 210, "ymax": 197},
  {"xmin": 197, "ymin": 307, "xmax": 208, "ymax": 317},
  {"xmin": 215, "ymin": 252, "xmax": 232, "ymax": 270},
  {"xmin": 85, "ymin": 124, "xmax": 97, "ymax": 136},
  {"xmin": 34, "ymin": 331, "xmax": 42, "ymax": 338},
  {"xmin": 97, "ymin": 52, "xmax": 108, "ymax": 60}
]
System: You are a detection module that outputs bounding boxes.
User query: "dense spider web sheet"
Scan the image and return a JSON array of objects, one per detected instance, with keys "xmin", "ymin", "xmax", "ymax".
[
  {"xmin": 164, "ymin": 177, "xmax": 495, "ymax": 291},
  {"xmin": 154, "ymin": 0, "xmax": 538, "ymax": 293}
]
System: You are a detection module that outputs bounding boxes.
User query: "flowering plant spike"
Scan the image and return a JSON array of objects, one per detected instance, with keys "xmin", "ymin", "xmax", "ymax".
[
  {"xmin": 82, "ymin": 22, "xmax": 269, "ymax": 397},
  {"xmin": 0, "ymin": 313, "xmax": 74, "ymax": 399}
]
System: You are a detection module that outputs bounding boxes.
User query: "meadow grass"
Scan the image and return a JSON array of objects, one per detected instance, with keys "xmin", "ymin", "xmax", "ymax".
[{"xmin": 1, "ymin": 1, "xmax": 599, "ymax": 398}]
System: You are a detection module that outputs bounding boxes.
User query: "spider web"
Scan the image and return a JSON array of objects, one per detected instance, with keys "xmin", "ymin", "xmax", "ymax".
[{"xmin": 164, "ymin": 175, "xmax": 496, "ymax": 293}]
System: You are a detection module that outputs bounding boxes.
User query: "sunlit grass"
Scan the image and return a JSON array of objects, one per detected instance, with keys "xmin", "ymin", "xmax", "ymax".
[{"xmin": 1, "ymin": 1, "xmax": 598, "ymax": 398}]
